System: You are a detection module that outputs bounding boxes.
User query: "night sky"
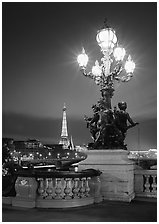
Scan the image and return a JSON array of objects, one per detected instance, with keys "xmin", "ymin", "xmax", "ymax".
[{"xmin": 2, "ymin": 2, "xmax": 157, "ymax": 150}]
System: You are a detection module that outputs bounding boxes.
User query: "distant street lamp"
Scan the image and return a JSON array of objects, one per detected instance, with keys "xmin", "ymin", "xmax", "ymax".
[{"xmin": 77, "ymin": 19, "xmax": 138, "ymax": 150}]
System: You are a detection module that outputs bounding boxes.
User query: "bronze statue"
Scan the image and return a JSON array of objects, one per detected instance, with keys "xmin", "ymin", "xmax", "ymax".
[
  {"xmin": 114, "ymin": 102, "xmax": 139, "ymax": 139},
  {"xmin": 85, "ymin": 101, "xmax": 139, "ymax": 150},
  {"xmin": 84, "ymin": 104, "xmax": 100, "ymax": 142}
]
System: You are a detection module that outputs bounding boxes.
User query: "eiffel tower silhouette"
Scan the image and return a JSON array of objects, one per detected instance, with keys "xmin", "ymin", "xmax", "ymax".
[{"xmin": 59, "ymin": 103, "xmax": 70, "ymax": 149}]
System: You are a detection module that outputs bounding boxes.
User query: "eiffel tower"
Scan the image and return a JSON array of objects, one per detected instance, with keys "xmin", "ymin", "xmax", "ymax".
[{"xmin": 59, "ymin": 103, "xmax": 70, "ymax": 148}]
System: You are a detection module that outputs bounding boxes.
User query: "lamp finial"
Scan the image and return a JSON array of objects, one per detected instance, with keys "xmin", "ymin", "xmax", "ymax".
[{"xmin": 103, "ymin": 17, "xmax": 109, "ymax": 28}]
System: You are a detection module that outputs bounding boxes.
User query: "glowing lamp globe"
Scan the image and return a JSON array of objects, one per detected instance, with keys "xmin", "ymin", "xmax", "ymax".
[
  {"xmin": 92, "ymin": 60, "xmax": 102, "ymax": 76},
  {"xmin": 96, "ymin": 28, "xmax": 117, "ymax": 53},
  {"xmin": 113, "ymin": 47, "xmax": 126, "ymax": 61},
  {"xmin": 125, "ymin": 55, "xmax": 135, "ymax": 74},
  {"xmin": 77, "ymin": 48, "xmax": 89, "ymax": 67}
]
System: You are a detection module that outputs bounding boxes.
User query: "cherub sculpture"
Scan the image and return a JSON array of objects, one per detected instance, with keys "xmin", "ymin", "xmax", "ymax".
[
  {"xmin": 85, "ymin": 101, "xmax": 139, "ymax": 150},
  {"xmin": 114, "ymin": 102, "xmax": 139, "ymax": 140},
  {"xmin": 84, "ymin": 104, "xmax": 100, "ymax": 142}
]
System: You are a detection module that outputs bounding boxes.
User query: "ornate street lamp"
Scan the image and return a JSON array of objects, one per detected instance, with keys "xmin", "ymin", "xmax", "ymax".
[{"xmin": 77, "ymin": 19, "xmax": 138, "ymax": 150}]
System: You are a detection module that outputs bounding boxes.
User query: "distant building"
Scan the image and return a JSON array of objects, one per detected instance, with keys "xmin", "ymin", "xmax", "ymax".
[
  {"xmin": 12, "ymin": 139, "xmax": 54, "ymax": 161},
  {"xmin": 3, "ymin": 103, "xmax": 76, "ymax": 162},
  {"xmin": 2, "ymin": 137, "xmax": 14, "ymax": 146},
  {"xmin": 45, "ymin": 144, "xmax": 63, "ymax": 150},
  {"xmin": 14, "ymin": 139, "xmax": 43, "ymax": 150}
]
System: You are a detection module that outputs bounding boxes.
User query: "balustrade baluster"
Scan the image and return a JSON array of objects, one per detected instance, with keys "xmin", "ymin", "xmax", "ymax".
[
  {"xmin": 85, "ymin": 177, "xmax": 91, "ymax": 197},
  {"xmin": 46, "ymin": 178, "xmax": 54, "ymax": 199},
  {"xmin": 144, "ymin": 174, "xmax": 150, "ymax": 193},
  {"xmin": 37, "ymin": 178, "xmax": 47, "ymax": 198},
  {"xmin": 55, "ymin": 178, "xmax": 63, "ymax": 199},
  {"xmin": 64, "ymin": 178, "xmax": 73, "ymax": 199},
  {"xmin": 79, "ymin": 177, "xmax": 86, "ymax": 198},
  {"xmin": 151, "ymin": 175, "xmax": 157, "ymax": 194},
  {"xmin": 72, "ymin": 178, "xmax": 80, "ymax": 199}
]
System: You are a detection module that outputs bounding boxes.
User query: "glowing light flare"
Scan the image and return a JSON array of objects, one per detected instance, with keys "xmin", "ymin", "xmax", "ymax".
[
  {"xmin": 75, "ymin": 167, "xmax": 78, "ymax": 172},
  {"xmin": 113, "ymin": 47, "xmax": 126, "ymax": 61},
  {"xmin": 77, "ymin": 48, "xmax": 89, "ymax": 67},
  {"xmin": 75, "ymin": 152, "xmax": 78, "ymax": 157},
  {"xmin": 96, "ymin": 28, "xmax": 117, "ymax": 52},
  {"xmin": 92, "ymin": 60, "xmax": 102, "ymax": 76},
  {"xmin": 124, "ymin": 55, "xmax": 135, "ymax": 74}
]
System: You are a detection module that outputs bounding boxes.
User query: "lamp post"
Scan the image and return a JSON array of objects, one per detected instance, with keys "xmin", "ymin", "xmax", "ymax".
[
  {"xmin": 77, "ymin": 19, "xmax": 135, "ymax": 110},
  {"xmin": 77, "ymin": 19, "xmax": 137, "ymax": 149}
]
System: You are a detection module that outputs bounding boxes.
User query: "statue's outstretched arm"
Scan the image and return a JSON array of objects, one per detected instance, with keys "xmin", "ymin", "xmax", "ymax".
[{"xmin": 127, "ymin": 113, "xmax": 139, "ymax": 126}]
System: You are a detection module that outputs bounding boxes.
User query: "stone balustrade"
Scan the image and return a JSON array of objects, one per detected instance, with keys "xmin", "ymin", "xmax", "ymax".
[
  {"xmin": 6, "ymin": 168, "xmax": 102, "ymax": 208},
  {"xmin": 36, "ymin": 176, "xmax": 91, "ymax": 200},
  {"xmin": 3, "ymin": 151, "xmax": 157, "ymax": 207},
  {"xmin": 134, "ymin": 169, "xmax": 157, "ymax": 199}
]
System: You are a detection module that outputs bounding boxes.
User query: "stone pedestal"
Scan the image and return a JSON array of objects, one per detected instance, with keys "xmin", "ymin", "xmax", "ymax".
[
  {"xmin": 79, "ymin": 149, "xmax": 135, "ymax": 202},
  {"xmin": 12, "ymin": 177, "xmax": 38, "ymax": 208}
]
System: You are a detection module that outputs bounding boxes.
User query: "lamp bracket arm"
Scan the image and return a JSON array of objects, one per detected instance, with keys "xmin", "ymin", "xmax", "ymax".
[
  {"xmin": 119, "ymin": 75, "xmax": 132, "ymax": 82},
  {"xmin": 80, "ymin": 68, "xmax": 94, "ymax": 79}
]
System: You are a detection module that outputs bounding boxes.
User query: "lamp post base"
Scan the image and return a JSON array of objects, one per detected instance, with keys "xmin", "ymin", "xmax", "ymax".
[{"xmin": 79, "ymin": 149, "xmax": 135, "ymax": 202}]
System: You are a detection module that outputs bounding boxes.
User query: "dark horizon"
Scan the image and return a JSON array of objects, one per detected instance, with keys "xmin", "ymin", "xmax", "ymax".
[{"xmin": 2, "ymin": 2, "xmax": 157, "ymax": 150}]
